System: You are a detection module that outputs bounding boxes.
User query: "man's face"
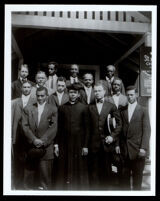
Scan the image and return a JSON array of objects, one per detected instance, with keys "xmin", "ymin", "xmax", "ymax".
[
  {"xmin": 83, "ymin": 74, "xmax": 93, "ymax": 88},
  {"xmin": 126, "ymin": 89, "xmax": 137, "ymax": 104},
  {"xmin": 48, "ymin": 64, "xmax": 56, "ymax": 76},
  {"xmin": 112, "ymin": 80, "xmax": 121, "ymax": 93},
  {"xmin": 22, "ymin": 82, "xmax": 32, "ymax": 96},
  {"xmin": 94, "ymin": 85, "xmax": 105, "ymax": 100},
  {"xmin": 37, "ymin": 90, "xmax": 47, "ymax": 105},
  {"xmin": 68, "ymin": 90, "xmax": 79, "ymax": 102},
  {"xmin": 106, "ymin": 65, "xmax": 115, "ymax": 79},
  {"xmin": 20, "ymin": 66, "xmax": 29, "ymax": 79},
  {"xmin": 70, "ymin": 65, "xmax": 79, "ymax": 78},
  {"xmin": 36, "ymin": 73, "xmax": 47, "ymax": 87},
  {"xmin": 57, "ymin": 81, "xmax": 66, "ymax": 93}
]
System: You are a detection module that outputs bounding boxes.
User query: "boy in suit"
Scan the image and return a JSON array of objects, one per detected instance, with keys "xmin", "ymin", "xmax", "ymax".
[{"xmin": 118, "ymin": 86, "xmax": 150, "ymax": 190}]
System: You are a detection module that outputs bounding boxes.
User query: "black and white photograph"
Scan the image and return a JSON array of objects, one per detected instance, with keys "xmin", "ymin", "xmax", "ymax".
[{"xmin": 4, "ymin": 4, "xmax": 156, "ymax": 196}]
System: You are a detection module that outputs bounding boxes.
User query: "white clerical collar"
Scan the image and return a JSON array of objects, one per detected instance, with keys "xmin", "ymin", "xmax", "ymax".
[
  {"xmin": 105, "ymin": 76, "xmax": 114, "ymax": 82},
  {"xmin": 128, "ymin": 101, "xmax": 137, "ymax": 107}
]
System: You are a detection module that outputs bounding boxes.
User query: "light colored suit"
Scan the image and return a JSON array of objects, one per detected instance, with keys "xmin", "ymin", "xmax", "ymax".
[
  {"xmin": 45, "ymin": 75, "xmax": 58, "ymax": 95},
  {"xmin": 48, "ymin": 92, "xmax": 69, "ymax": 108},
  {"xmin": 107, "ymin": 93, "xmax": 128, "ymax": 110}
]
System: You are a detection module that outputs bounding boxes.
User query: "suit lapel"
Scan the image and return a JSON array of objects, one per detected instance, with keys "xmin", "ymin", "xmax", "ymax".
[
  {"xmin": 53, "ymin": 93, "xmax": 59, "ymax": 106},
  {"xmin": 129, "ymin": 104, "xmax": 140, "ymax": 123},
  {"xmin": 61, "ymin": 93, "xmax": 69, "ymax": 105},
  {"xmin": 123, "ymin": 106, "xmax": 129, "ymax": 124},
  {"xmin": 92, "ymin": 104, "xmax": 99, "ymax": 116},
  {"xmin": 90, "ymin": 88, "xmax": 95, "ymax": 103},
  {"xmin": 38, "ymin": 103, "xmax": 49, "ymax": 128},
  {"xmin": 32, "ymin": 103, "xmax": 38, "ymax": 128}
]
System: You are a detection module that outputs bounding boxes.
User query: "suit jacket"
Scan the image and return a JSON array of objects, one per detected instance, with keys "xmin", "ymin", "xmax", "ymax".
[
  {"xmin": 48, "ymin": 92, "xmax": 69, "ymax": 107},
  {"xmin": 101, "ymin": 76, "xmax": 125, "ymax": 96},
  {"xmin": 12, "ymin": 79, "xmax": 35, "ymax": 100},
  {"xmin": 107, "ymin": 93, "xmax": 128, "ymax": 110},
  {"xmin": 22, "ymin": 102, "xmax": 57, "ymax": 160},
  {"xmin": 45, "ymin": 75, "xmax": 58, "ymax": 95},
  {"xmin": 79, "ymin": 87, "xmax": 95, "ymax": 105},
  {"xmin": 88, "ymin": 100, "xmax": 122, "ymax": 153},
  {"xmin": 12, "ymin": 96, "xmax": 36, "ymax": 145},
  {"xmin": 120, "ymin": 104, "xmax": 150, "ymax": 160}
]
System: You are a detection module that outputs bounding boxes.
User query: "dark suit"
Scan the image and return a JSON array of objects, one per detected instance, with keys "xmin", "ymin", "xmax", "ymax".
[
  {"xmin": 11, "ymin": 96, "xmax": 36, "ymax": 189},
  {"xmin": 79, "ymin": 87, "xmax": 95, "ymax": 105},
  {"xmin": 22, "ymin": 103, "xmax": 57, "ymax": 189},
  {"xmin": 48, "ymin": 92, "xmax": 69, "ymax": 107},
  {"xmin": 101, "ymin": 76, "xmax": 125, "ymax": 96},
  {"xmin": 119, "ymin": 103, "xmax": 150, "ymax": 190},
  {"xmin": 88, "ymin": 100, "xmax": 122, "ymax": 189},
  {"xmin": 12, "ymin": 79, "xmax": 35, "ymax": 100}
]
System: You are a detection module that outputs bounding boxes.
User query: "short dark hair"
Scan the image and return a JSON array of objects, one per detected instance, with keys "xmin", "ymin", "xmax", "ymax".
[
  {"xmin": 126, "ymin": 85, "xmax": 137, "ymax": 93},
  {"xmin": 18, "ymin": 64, "xmax": 29, "ymax": 71},
  {"xmin": 36, "ymin": 86, "xmax": 48, "ymax": 96},
  {"xmin": 57, "ymin": 76, "xmax": 66, "ymax": 83},
  {"xmin": 67, "ymin": 83, "xmax": 82, "ymax": 91}
]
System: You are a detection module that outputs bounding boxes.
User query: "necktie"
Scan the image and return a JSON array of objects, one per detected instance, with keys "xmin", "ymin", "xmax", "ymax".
[{"xmin": 97, "ymin": 99, "xmax": 103, "ymax": 103}]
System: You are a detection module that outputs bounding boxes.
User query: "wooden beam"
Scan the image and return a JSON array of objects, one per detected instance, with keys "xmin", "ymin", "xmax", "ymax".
[
  {"xmin": 114, "ymin": 34, "xmax": 146, "ymax": 66},
  {"xmin": 12, "ymin": 14, "xmax": 151, "ymax": 34},
  {"xmin": 126, "ymin": 11, "xmax": 151, "ymax": 23},
  {"xmin": 12, "ymin": 33, "xmax": 23, "ymax": 59}
]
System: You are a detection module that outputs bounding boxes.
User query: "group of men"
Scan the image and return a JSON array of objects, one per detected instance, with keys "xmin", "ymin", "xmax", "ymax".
[{"xmin": 11, "ymin": 62, "xmax": 150, "ymax": 191}]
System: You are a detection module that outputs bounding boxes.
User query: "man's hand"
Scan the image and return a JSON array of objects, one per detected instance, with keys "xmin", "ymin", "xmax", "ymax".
[
  {"xmin": 138, "ymin": 148, "xmax": 146, "ymax": 158},
  {"xmin": 82, "ymin": 148, "xmax": 88, "ymax": 156},
  {"xmin": 115, "ymin": 146, "xmax": 121, "ymax": 154},
  {"xmin": 105, "ymin": 136, "xmax": 113, "ymax": 144},
  {"xmin": 33, "ymin": 139, "xmax": 43, "ymax": 148},
  {"xmin": 54, "ymin": 145, "xmax": 59, "ymax": 157}
]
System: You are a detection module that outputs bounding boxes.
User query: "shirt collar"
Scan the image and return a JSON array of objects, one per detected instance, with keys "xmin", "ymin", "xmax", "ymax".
[
  {"xmin": 113, "ymin": 92, "xmax": 121, "ymax": 96},
  {"xmin": 38, "ymin": 101, "xmax": 46, "ymax": 108},
  {"xmin": 22, "ymin": 94, "xmax": 31, "ymax": 99},
  {"xmin": 105, "ymin": 76, "xmax": 114, "ymax": 82},
  {"xmin": 56, "ymin": 91, "xmax": 64, "ymax": 96},
  {"xmin": 128, "ymin": 101, "xmax": 137, "ymax": 107},
  {"xmin": 84, "ymin": 86, "xmax": 92, "ymax": 91}
]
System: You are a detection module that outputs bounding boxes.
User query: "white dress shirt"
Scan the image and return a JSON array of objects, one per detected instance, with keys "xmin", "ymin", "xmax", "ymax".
[
  {"xmin": 22, "ymin": 94, "xmax": 31, "ymax": 108},
  {"xmin": 128, "ymin": 101, "xmax": 137, "ymax": 122},
  {"xmin": 38, "ymin": 102, "xmax": 46, "ymax": 125},
  {"xmin": 84, "ymin": 86, "xmax": 92, "ymax": 104},
  {"xmin": 112, "ymin": 92, "xmax": 121, "ymax": 109},
  {"xmin": 70, "ymin": 76, "xmax": 78, "ymax": 84},
  {"xmin": 96, "ymin": 98, "xmax": 104, "ymax": 114},
  {"xmin": 56, "ymin": 91, "xmax": 64, "ymax": 105},
  {"xmin": 49, "ymin": 74, "xmax": 57, "ymax": 89},
  {"xmin": 105, "ymin": 76, "xmax": 114, "ymax": 83}
]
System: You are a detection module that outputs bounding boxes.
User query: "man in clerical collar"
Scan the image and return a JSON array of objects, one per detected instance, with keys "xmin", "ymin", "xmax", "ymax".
[
  {"xmin": 66, "ymin": 64, "xmax": 83, "ymax": 87},
  {"xmin": 46, "ymin": 61, "xmax": 58, "ymax": 95},
  {"xmin": 79, "ymin": 73, "xmax": 95, "ymax": 105},
  {"xmin": 54, "ymin": 83, "xmax": 90, "ymax": 190},
  {"xmin": 101, "ymin": 65, "xmax": 125, "ymax": 96},
  {"xmin": 12, "ymin": 64, "xmax": 34, "ymax": 99}
]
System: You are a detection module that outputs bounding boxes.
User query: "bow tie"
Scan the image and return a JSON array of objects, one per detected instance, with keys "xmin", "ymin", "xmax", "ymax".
[{"xmin": 96, "ymin": 99, "xmax": 103, "ymax": 103}]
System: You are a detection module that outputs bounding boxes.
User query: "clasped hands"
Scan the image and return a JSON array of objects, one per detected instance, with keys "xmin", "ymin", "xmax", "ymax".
[
  {"xmin": 33, "ymin": 138, "xmax": 44, "ymax": 148},
  {"xmin": 105, "ymin": 136, "xmax": 113, "ymax": 145}
]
